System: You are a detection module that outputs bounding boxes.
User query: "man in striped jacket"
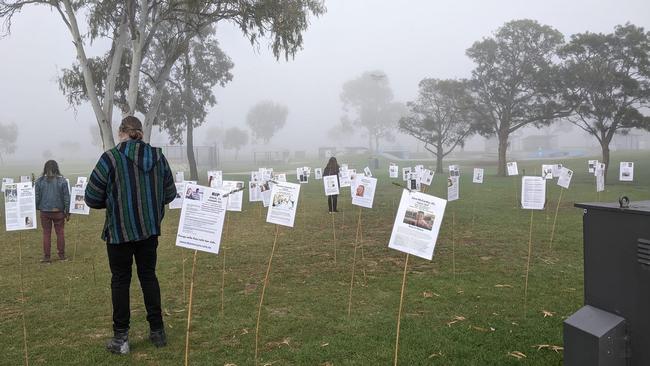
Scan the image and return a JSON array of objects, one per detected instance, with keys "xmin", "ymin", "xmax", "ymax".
[{"xmin": 85, "ymin": 116, "xmax": 176, "ymax": 354}]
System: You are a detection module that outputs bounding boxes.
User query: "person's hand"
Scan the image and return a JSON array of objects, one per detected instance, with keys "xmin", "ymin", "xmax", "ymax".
[{"xmin": 65, "ymin": 213, "xmax": 71, "ymax": 222}]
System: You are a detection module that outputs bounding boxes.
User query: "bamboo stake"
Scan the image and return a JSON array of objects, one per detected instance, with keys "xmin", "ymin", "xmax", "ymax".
[
  {"xmin": 347, "ymin": 208, "xmax": 363, "ymax": 318},
  {"xmin": 452, "ymin": 211, "xmax": 456, "ymax": 280},
  {"xmin": 254, "ymin": 225, "xmax": 280, "ymax": 366},
  {"xmin": 393, "ymin": 253, "xmax": 410, "ymax": 366},
  {"xmin": 471, "ymin": 184, "xmax": 478, "ymax": 228},
  {"xmin": 182, "ymin": 257, "xmax": 187, "ymax": 304},
  {"xmin": 18, "ymin": 232, "xmax": 29, "ymax": 366},
  {"xmin": 523, "ymin": 209, "xmax": 535, "ymax": 318},
  {"xmin": 221, "ymin": 213, "xmax": 230, "ymax": 317},
  {"xmin": 332, "ymin": 211, "xmax": 337, "ymax": 263},
  {"xmin": 549, "ymin": 187, "xmax": 564, "ymax": 249},
  {"xmin": 183, "ymin": 250, "xmax": 199, "ymax": 366},
  {"xmin": 66, "ymin": 219, "xmax": 79, "ymax": 306}
]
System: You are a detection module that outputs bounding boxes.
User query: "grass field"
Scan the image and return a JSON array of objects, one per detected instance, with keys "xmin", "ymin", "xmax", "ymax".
[{"xmin": 1, "ymin": 152, "xmax": 648, "ymax": 365}]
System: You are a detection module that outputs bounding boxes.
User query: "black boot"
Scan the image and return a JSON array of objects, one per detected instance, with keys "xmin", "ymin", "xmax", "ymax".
[
  {"xmin": 149, "ymin": 328, "xmax": 167, "ymax": 348},
  {"xmin": 106, "ymin": 329, "xmax": 129, "ymax": 354}
]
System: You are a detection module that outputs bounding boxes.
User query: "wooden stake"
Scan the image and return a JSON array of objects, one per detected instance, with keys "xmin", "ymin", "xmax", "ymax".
[
  {"xmin": 331, "ymin": 211, "xmax": 337, "ymax": 263},
  {"xmin": 513, "ymin": 177, "xmax": 518, "ymax": 208},
  {"xmin": 66, "ymin": 219, "xmax": 79, "ymax": 307},
  {"xmin": 347, "ymin": 208, "xmax": 363, "ymax": 318},
  {"xmin": 255, "ymin": 225, "xmax": 280, "ymax": 366},
  {"xmin": 523, "ymin": 209, "xmax": 535, "ymax": 318},
  {"xmin": 91, "ymin": 256, "xmax": 96, "ymax": 285},
  {"xmin": 182, "ymin": 256, "xmax": 187, "ymax": 304},
  {"xmin": 471, "ymin": 184, "xmax": 478, "ymax": 228},
  {"xmin": 221, "ymin": 213, "xmax": 230, "ymax": 317},
  {"xmin": 549, "ymin": 187, "xmax": 564, "ymax": 249},
  {"xmin": 452, "ymin": 211, "xmax": 456, "ymax": 280},
  {"xmin": 18, "ymin": 232, "xmax": 29, "ymax": 366},
  {"xmin": 184, "ymin": 250, "xmax": 199, "ymax": 366},
  {"xmin": 393, "ymin": 253, "xmax": 410, "ymax": 366}
]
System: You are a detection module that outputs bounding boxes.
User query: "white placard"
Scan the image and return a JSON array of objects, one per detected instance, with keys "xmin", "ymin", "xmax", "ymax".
[
  {"xmin": 542, "ymin": 165, "xmax": 554, "ymax": 180},
  {"xmin": 472, "ymin": 168, "xmax": 484, "ymax": 184},
  {"xmin": 619, "ymin": 162, "xmax": 634, "ymax": 182},
  {"xmin": 276, "ymin": 173, "xmax": 287, "ymax": 182},
  {"xmin": 1, "ymin": 178, "xmax": 14, "ymax": 193},
  {"xmin": 175, "ymin": 171, "xmax": 185, "ymax": 183},
  {"xmin": 389, "ymin": 163, "xmax": 399, "ymax": 178},
  {"xmin": 447, "ymin": 175, "xmax": 459, "ymax": 201},
  {"xmin": 20, "ymin": 176, "xmax": 31, "ymax": 183},
  {"xmin": 297, "ymin": 167, "xmax": 310, "ymax": 184},
  {"xmin": 421, "ymin": 169, "xmax": 434, "ymax": 186},
  {"xmin": 222, "ymin": 181, "xmax": 244, "ymax": 211},
  {"xmin": 75, "ymin": 176, "xmax": 87, "ymax": 188},
  {"xmin": 261, "ymin": 181, "xmax": 273, "ymax": 207},
  {"xmin": 363, "ymin": 166, "xmax": 372, "ymax": 177},
  {"xmin": 588, "ymin": 160, "xmax": 598, "ymax": 174},
  {"xmin": 351, "ymin": 176, "xmax": 377, "ymax": 208},
  {"xmin": 207, "ymin": 170, "xmax": 223, "ymax": 188},
  {"xmin": 557, "ymin": 167, "xmax": 573, "ymax": 189},
  {"xmin": 323, "ymin": 175, "xmax": 339, "ymax": 196},
  {"xmin": 596, "ymin": 163, "xmax": 606, "ymax": 192},
  {"xmin": 251, "ymin": 171, "xmax": 261, "ymax": 183},
  {"xmin": 4, "ymin": 182, "xmax": 37, "ymax": 231},
  {"xmin": 448, "ymin": 165, "xmax": 460, "ymax": 176},
  {"xmin": 339, "ymin": 168, "xmax": 352, "ymax": 188},
  {"xmin": 407, "ymin": 172, "xmax": 420, "ymax": 191},
  {"xmin": 507, "ymin": 162, "xmax": 519, "ymax": 176},
  {"xmin": 388, "ymin": 190, "xmax": 447, "ymax": 261},
  {"xmin": 266, "ymin": 181, "xmax": 300, "ymax": 227},
  {"xmin": 169, "ymin": 182, "xmax": 187, "ymax": 209},
  {"xmin": 521, "ymin": 176, "xmax": 546, "ymax": 210},
  {"xmin": 249, "ymin": 181, "xmax": 261, "ymax": 202},
  {"xmin": 69, "ymin": 185, "xmax": 90, "ymax": 215},
  {"xmin": 175, "ymin": 184, "xmax": 227, "ymax": 254},
  {"xmin": 552, "ymin": 164, "xmax": 563, "ymax": 178},
  {"xmin": 314, "ymin": 168, "xmax": 323, "ymax": 180},
  {"xmin": 402, "ymin": 167, "xmax": 410, "ymax": 181}
]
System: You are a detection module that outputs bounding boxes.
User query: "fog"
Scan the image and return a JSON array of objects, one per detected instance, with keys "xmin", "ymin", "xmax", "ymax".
[{"xmin": 1, "ymin": 0, "xmax": 649, "ymax": 165}]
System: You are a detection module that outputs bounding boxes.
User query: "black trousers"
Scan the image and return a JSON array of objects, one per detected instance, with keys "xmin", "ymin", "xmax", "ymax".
[
  {"xmin": 106, "ymin": 236, "xmax": 163, "ymax": 332},
  {"xmin": 328, "ymin": 194, "xmax": 338, "ymax": 212}
]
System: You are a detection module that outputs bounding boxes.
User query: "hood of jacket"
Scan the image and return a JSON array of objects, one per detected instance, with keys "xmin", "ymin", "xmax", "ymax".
[{"xmin": 117, "ymin": 139, "xmax": 161, "ymax": 173}]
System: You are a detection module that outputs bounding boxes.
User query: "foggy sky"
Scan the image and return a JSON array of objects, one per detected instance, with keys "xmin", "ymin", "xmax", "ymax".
[{"xmin": 1, "ymin": 0, "xmax": 649, "ymax": 162}]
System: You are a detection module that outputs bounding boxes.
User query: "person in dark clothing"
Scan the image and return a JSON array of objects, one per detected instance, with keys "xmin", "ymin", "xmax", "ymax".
[
  {"xmin": 323, "ymin": 157, "xmax": 340, "ymax": 213},
  {"xmin": 85, "ymin": 116, "xmax": 176, "ymax": 355},
  {"xmin": 35, "ymin": 160, "xmax": 70, "ymax": 262}
]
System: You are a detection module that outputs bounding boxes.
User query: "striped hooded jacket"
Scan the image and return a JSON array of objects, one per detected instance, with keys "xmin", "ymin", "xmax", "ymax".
[{"xmin": 85, "ymin": 139, "xmax": 176, "ymax": 244}]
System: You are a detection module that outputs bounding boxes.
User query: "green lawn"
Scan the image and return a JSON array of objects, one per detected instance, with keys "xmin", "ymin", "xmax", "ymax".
[{"xmin": 1, "ymin": 152, "xmax": 648, "ymax": 365}]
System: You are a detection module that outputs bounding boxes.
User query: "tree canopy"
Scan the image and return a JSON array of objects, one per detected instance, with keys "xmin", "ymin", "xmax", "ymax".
[{"xmin": 246, "ymin": 101, "xmax": 289, "ymax": 144}]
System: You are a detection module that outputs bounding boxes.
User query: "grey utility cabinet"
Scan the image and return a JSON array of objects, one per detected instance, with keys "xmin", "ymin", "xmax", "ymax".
[{"xmin": 564, "ymin": 200, "xmax": 650, "ymax": 366}]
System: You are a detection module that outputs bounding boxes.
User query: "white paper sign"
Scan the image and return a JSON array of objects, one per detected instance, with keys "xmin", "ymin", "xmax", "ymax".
[
  {"xmin": 552, "ymin": 164, "xmax": 563, "ymax": 178},
  {"xmin": 323, "ymin": 175, "xmax": 339, "ymax": 196},
  {"xmin": 69, "ymin": 185, "xmax": 90, "ymax": 215},
  {"xmin": 472, "ymin": 168, "xmax": 484, "ymax": 184},
  {"xmin": 169, "ymin": 182, "xmax": 187, "ymax": 209},
  {"xmin": 557, "ymin": 167, "xmax": 573, "ymax": 189},
  {"xmin": 175, "ymin": 171, "xmax": 185, "ymax": 183},
  {"xmin": 4, "ymin": 182, "xmax": 37, "ymax": 231},
  {"xmin": 588, "ymin": 160, "xmax": 598, "ymax": 174},
  {"xmin": 261, "ymin": 181, "xmax": 273, "ymax": 207},
  {"xmin": 421, "ymin": 169, "xmax": 434, "ymax": 186},
  {"xmin": 222, "ymin": 181, "xmax": 244, "ymax": 212},
  {"xmin": 507, "ymin": 162, "xmax": 519, "ymax": 176},
  {"xmin": 175, "ymin": 184, "xmax": 227, "ymax": 254},
  {"xmin": 249, "ymin": 181, "xmax": 262, "ymax": 202},
  {"xmin": 388, "ymin": 190, "xmax": 447, "ymax": 260},
  {"xmin": 297, "ymin": 167, "xmax": 310, "ymax": 184},
  {"xmin": 20, "ymin": 176, "xmax": 31, "ymax": 183},
  {"xmin": 402, "ymin": 168, "xmax": 410, "ymax": 181},
  {"xmin": 407, "ymin": 172, "xmax": 420, "ymax": 191},
  {"xmin": 542, "ymin": 165, "xmax": 554, "ymax": 180},
  {"xmin": 596, "ymin": 163, "xmax": 606, "ymax": 192},
  {"xmin": 75, "ymin": 176, "xmax": 87, "ymax": 188},
  {"xmin": 389, "ymin": 163, "xmax": 399, "ymax": 178},
  {"xmin": 207, "ymin": 171, "xmax": 223, "ymax": 188},
  {"xmin": 351, "ymin": 176, "xmax": 377, "ymax": 208},
  {"xmin": 339, "ymin": 168, "xmax": 352, "ymax": 188},
  {"xmin": 619, "ymin": 162, "xmax": 634, "ymax": 182},
  {"xmin": 314, "ymin": 168, "xmax": 323, "ymax": 180},
  {"xmin": 266, "ymin": 181, "xmax": 300, "ymax": 227},
  {"xmin": 447, "ymin": 176, "xmax": 459, "ymax": 201},
  {"xmin": 521, "ymin": 176, "xmax": 546, "ymax": 210},
  {"xmin": 1, "ymin": 178, "xmax": 14, "ymax": 193},
  {"xmin": 363, "ymin": 167, "xmax": 372, "ymax": 177}
]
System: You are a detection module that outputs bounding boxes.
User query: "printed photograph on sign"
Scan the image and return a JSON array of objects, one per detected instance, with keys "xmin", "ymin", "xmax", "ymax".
[{"xmin": 403, "ymin": 208, "xmax": 434, "ymax": 230}]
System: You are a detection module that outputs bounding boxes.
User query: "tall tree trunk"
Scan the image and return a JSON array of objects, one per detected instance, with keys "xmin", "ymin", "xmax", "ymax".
[
  {"xmin": 497, "ymin": 131, "xmax": 509, "ymax": 177},
  {"xmin": 436, "ymin": 144, "xmax": 444, "ymax": 173},
  {"xmin": 600, "ymin": 140, "xmax": 611, "ymax": 183},
  {"xmin": 62, "ymin": 0, "xmax": 115, "ymax": 150},
  {"xmin": 126, "ymin": 0, "xmax": 149, "ymax": 115},
  {"xmin": 187, "ymin": 119, "xmax": 198, "ymax": 181}
]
